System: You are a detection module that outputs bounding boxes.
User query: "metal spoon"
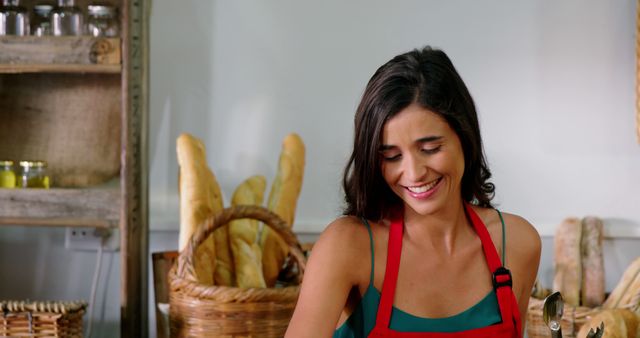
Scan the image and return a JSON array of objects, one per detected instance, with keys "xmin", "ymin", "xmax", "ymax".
[{"xmin": 542, "ymin": 291, "xmax": 564, "ymax": 338}]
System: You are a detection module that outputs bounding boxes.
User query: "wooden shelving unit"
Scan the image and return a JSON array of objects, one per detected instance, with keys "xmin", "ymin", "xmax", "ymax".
[{"xmin": 0, "ymin": 0, "xmax": 149, "ymax": 337}]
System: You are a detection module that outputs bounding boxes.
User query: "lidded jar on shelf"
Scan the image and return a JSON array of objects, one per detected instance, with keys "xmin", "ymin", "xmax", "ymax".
[
  {"xmin": 51, "ymin": 0, "xmax": 83, "ymax": 36},
  {"xmin": 18, "ymin": 160, "xmax": 50, "ymax": 189},
  {"xmin": 0, "ymin": 0, "xmax": 29, "ymax": 36},
  {"xmin": 86, "ymin": 4, "xmax": 118, "ymax": 37},
  {"xmin": 0, "ymin": 160, "xmax": 16, "ymax": 188},
  {"xmin": 31, "ymin": 3, "xmax": 54, "ymax": 36}
]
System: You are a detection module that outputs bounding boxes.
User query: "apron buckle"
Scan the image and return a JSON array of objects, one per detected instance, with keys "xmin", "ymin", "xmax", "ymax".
[{"xmin": 492, "ymin": 267, "xmax": 512, "ymax": 289}]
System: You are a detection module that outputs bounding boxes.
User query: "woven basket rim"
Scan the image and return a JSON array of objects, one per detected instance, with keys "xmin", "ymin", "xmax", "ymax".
[
  {"xmin": 0, "ymin": 300, "xmax": 87, "ymax": 314},
  {"xmin": 169, "ymin": 205, "xmax": 307, "ymax": 303}
]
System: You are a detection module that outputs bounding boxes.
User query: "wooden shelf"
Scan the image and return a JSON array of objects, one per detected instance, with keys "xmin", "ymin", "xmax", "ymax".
[
  {"xmin": 0, "ymin": 36, "xmax": 121, "ymax": 74},
  {"xmin": 0, "ymin": 185, "xmax": 120, "ymax": 228},
  {"xmin": 0, "ymin": 63, "xmax": 121, "ymax": 74}
]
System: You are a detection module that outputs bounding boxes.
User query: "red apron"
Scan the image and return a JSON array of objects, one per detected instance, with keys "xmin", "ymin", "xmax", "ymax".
[{"xmin": 368, "ymin": 204, "xmax": 522, "ymax": 338}]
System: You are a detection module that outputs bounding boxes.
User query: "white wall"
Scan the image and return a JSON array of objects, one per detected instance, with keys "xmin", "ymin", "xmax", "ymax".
[
  {"xmin": 149, "ymin": 0, "xmax": 640, "ymax": 237},
  {"xmin": 1, "ymin": 2, "xmax": 638, "ymax": 338}
]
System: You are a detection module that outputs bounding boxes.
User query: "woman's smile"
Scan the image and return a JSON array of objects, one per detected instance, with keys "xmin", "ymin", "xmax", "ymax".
[{"xmin": 403, "ymin": 176, "xmax": 442, "ymax": 198}]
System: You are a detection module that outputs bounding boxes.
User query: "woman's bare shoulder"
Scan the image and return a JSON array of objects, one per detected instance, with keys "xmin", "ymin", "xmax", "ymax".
[
  {"xmin": 310, "ymin": 216, "xmax": 373, "ymax": 281},
  {"xmin": 499, "ymin": 211, "xmax": 541, "ymax": 257},
  {"xmin": 284, "ymin": 216, "xmax": 372, "ymax": 337},
  {"xmin": 317, "ymin": 216, "xmax": 370, "ymax": 247}
]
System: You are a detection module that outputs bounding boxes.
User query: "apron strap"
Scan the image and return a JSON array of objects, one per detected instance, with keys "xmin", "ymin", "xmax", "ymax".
[
  {"xmin": 374, "ymin": 215, "xmax": 404, "ymax": 328},
  {"xmin": 464, "ymin": 203, "xmax": 502, "ymax": 272},
  {"xmin": 465, "ymin": 203, "xmax": 521, "ymax": 333}
]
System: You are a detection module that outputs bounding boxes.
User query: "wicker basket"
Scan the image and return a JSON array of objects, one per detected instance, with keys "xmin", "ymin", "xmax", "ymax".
[
  {"xmin": 168, "ymin": 205, "xmax": 307, "ymax": 338},
  {"xmin": 0, "ymin": 300, "xmax": 87, "ymax": 338}
]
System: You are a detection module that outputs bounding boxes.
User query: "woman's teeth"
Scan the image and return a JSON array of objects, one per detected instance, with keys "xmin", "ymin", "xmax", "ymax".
[{"xmin": 407, "ymin": 178, "xmax": 440, "ymax": 193}]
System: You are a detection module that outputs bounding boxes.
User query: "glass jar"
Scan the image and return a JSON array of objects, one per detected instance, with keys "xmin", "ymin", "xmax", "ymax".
[
  {"xmin": 51, "ymin": 0, "xmax": 83, "ymax": 36},
  {"xmin": 86, "ymin": 4, "xmax": 118, "ymax": 37},
  {"xmin": 31, "ymin": 4, "xmax": 53, "ymax": 36},
  {"xmin": 19, "ymin": 160, "xmax": 50, "ymax": 189},
  {"xmin": 0, "ymin": 160, "xmax": 16, "ymax": 188},
  {"xmin": 0, "ymin": 0, "xmax": 29, "ymax": 36}
]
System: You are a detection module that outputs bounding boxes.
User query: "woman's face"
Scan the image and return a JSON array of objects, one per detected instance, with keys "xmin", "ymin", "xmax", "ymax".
[{"xmin": 380, "ymin": 103, "xmax": 465, "ymax": 216}]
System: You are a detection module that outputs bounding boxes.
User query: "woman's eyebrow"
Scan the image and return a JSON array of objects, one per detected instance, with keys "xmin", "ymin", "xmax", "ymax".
[
  {"xmin": 380, "ymin": 136, "xmax": 443, "ymax": 151},
  {"xmin": 416, "ymin": 136, "xmax": 443, "ymax": 143}
]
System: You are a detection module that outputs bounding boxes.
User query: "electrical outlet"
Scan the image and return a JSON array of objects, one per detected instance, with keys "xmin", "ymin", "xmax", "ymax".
[{"xmin": 64, "ymin": 227, "xmax": 120, "ymax": 252}]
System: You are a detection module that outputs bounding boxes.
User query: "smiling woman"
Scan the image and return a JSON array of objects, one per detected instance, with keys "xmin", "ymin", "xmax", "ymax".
[{"xmin": 284, "ymin": 47, "xmax": 541, "ymax": 338}]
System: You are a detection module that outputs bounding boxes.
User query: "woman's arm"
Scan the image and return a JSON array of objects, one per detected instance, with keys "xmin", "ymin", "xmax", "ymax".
[
  {"xmin": 504, "ymin": 214, "xmax": 542, "ymax": 336},
  {"xmin": 285, "ymin": 217, "xmax": 368, "ymax": 338}
]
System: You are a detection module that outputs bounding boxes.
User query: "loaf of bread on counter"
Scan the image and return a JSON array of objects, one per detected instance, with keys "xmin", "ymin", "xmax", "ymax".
[
  {"xmin": 576, "ymin": 309, "xmax": 639, "ymax": 338},
  {"xmin": 230, "ymin": 175, "xmax": 267, "ymax": 288},
  {"xmin": 581, "ymin": 216, "xmax": 605, "ymax": 307},
  {"xmin": 177, "ymin": 133, "xmax": 219, "ymax": 285},
  {"xmin": 260, "ymin": 133, "xmax": 305, "ymax": 287},
  {"xmin": 553, "ymin": 217, "xmax": 583, "ymax": 306},
  {"xmin": 604, "ymin": 256, "xmax": 640, "ymax": 310}
]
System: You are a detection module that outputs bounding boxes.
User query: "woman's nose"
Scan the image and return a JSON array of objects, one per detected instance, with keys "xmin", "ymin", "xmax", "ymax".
[{"xmin": 403, "ymin": 153, "xmax": 427, "ymax": 181}]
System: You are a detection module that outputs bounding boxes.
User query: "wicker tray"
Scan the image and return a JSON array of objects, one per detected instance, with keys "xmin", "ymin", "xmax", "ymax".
[
  {"xmin": 168, "ymin": 205, "xmax": 307, "ymax": 338},
  {"xmin": 0, "ymin": 300, "xmax": 87, "ymax": 338}
]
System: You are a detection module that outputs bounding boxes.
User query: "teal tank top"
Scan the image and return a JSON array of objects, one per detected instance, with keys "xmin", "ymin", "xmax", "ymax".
[{"xmin": 333, "ymin": 210, "xmax": 507, "ymax": 337}]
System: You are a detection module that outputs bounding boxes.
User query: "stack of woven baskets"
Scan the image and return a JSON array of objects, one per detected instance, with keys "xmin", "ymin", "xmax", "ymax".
[
  {"xmin": 527, "ymin": 217, "xmax": 640, "ymax": 337},
  {"xmin": 0, "ymin": 300, "xmax": 87, "ymax": 338}
]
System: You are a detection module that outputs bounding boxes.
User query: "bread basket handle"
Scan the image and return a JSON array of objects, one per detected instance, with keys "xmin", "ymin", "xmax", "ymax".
[{"xmin": 176, "ymin": 205, "xmax": 307, "ymax": 284}]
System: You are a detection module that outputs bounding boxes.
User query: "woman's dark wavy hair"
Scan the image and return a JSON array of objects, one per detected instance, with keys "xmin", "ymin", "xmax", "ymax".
[{"xmin": 342, "ymin": 46, "xmax": 495, "ymax": 220}]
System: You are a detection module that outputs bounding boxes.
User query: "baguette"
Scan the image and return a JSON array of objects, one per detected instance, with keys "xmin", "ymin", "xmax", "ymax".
[
  {"xmin": 603, "ymin": 256, "xmax": 640, "ymax": 310},
  {"xmin": 209, "ymin": 170, "xmax": 233, "ymax": 287},
  {"xmin": 261, "ymin": 133, "xmax": 305, "ymax": 287},
  {"xmin": 581, "ymin": 216, "xmax": 605, "ymax": 307},
  {"xmin": 213, "ymin": 211, "xmax": 235, "ymax": 286},
  {"xmin": 553, "ymin": 217, "xmax": 583, "ymax": 306},
  {"xmin": 230, "ymin": 175, "xmax": 267, "ymax": 288},
  {"xmin": 177, "ymin": 133, "xmax": 218, "ymax": 285}
]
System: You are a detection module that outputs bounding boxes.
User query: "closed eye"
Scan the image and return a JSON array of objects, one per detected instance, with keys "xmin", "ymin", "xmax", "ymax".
[
  {"xmin": 381, "ymin": 153, "xmax": 401, "ymax": 162},
  {"xmin": 421, "ymin": 146, "xmax": 442, "ymax": 155}
]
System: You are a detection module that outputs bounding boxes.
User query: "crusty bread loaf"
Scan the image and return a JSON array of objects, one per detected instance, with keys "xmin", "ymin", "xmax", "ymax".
[
  {"xmin": 553, "ymin": 217, "xmax": 583, "ymax": 306},
  {"xmin": 603, "ymin": 256, "xmax": 640, "ymax": 310},
  {"xmin": 177, "ymin": 133, "xmax": 218, "ymax": 285},
  {"xmin": 576, "ymin": 309, "xmax": 638, "ymax": 338},
  {"xmin": 230, "ymin": 175, "xmax": 267, "ymax": 288},
  {"xmin": 261, "ymin": 133, "xmax": 305, "ymax": 287},
  {"xmin": 581, "ymin": 216, "xmax": 605, "ymax": 307}
]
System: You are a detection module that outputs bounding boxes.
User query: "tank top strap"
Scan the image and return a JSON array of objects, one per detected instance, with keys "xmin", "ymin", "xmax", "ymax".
[
  {"xmin": 361, "ymin": 218, "xmax": 375, "ymax": 285},
  {"xmin": 496, "ymin": 209, "xmax": 506, "ymax": 266}
]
